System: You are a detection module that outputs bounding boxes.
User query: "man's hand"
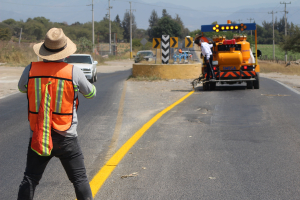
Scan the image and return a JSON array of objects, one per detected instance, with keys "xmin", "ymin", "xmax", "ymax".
[{"xmin": 206, "ymin": 60, "xmax": 209, "ymax": 64}]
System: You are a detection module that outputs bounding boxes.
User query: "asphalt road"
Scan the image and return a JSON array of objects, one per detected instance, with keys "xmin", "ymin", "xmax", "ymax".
[
  {"xmin": 96, "ymin": 78, "xmax": 300, "ymax": 200},
  {"xmin": 2, "ymin": 72, "xmax": 300, "ymax": 199},
  {"xmin": 0, "ymin": 69, "xmax": 131, "ymax": 199}
]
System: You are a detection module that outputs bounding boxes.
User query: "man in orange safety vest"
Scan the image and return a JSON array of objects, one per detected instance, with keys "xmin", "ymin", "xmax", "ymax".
[{"xmin": 17, "ymin": 28, "xmax": 96, "ymax": 200}]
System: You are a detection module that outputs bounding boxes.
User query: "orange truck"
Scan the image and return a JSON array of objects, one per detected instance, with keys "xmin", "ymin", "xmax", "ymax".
[{"xmin": 192, "ymin": 21, "xmax": 261, "ymax": 90}]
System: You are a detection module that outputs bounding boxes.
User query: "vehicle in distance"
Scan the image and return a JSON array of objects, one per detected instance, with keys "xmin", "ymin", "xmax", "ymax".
[
  {"xmin": 134, "ymin": 50, "xmax": 156, "ymax": 63},
  {"xmin": 64, "ymin": 54, "xmax": 98, "ymax": 83},
  {"xmin": 181, "ymin": 51, "xmax": 193, "ymax": 58}
]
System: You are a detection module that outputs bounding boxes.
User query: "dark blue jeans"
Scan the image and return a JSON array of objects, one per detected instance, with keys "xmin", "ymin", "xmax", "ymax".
[{"xmin": 18, "ymin": 131, "xmax": 93, "ymax": 200}]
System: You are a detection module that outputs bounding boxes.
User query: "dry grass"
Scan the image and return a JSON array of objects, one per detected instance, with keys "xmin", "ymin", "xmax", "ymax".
[
  {"xmin": 0, "ymin": 41, "xmax": 136, "ymax": 66},
  {"xmin": 127, "ymin": 75, "xmax": 163, "ymax": 81},
  {"xmin": 0, "ymin": 42, "xmax": 38, "ymax": 66},
  {"xmin": 259, "ymin": 60, "xmax": 300, "ymax": 75}
]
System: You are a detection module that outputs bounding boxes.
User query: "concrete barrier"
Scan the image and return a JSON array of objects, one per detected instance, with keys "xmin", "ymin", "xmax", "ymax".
[{"xmin": 132, "ymin": 63, "xmax": 202, "ymax": 79}]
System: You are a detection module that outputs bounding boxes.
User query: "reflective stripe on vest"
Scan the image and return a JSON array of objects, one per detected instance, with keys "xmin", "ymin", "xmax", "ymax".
[
  {"xmin": 54, "ymin": 79, "xmax": 65, "ymax": 113},
  {"xmin": 42, "ymin": 82, "xmax": 51, "ymax": 155},
  {"xmin": 34, "ymin": 78, "xmax": 42, "ymax": 112},
  {"xmin": 31, "ymin": 81, "xmax": 53, "ymax": 156},
  {"xmin": 28, "ymin": 62, "xmax": 76, "ymax": 132}
]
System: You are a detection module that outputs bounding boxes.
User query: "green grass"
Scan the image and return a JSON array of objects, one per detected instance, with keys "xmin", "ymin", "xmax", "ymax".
[{"xmin": 256, "ymin": 44, "xmax": 300, "ymax": 61}]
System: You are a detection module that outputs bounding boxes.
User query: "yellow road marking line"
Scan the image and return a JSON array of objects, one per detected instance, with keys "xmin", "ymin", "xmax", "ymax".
[
  {"xmin": 104, "ymin": 81, "xmax": 127, "ymax": 161},
  {"xmin": 89, "ymin": 90, "xmax": 195, "ymax": 197}
]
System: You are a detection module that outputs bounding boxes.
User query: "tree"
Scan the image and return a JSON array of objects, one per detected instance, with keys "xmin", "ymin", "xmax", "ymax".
[
  {"xmin": 147, "ymin": 9, "xmax": 159, "ymax": 40},
  {"xmin": 162, "ymin": 9, "xmax": 171, "ymax": 18},
  {"xmin": 122, "ymin": 11, "xmax": 137, "ymax": 41},
  {"xmin": 174, "ymin": 14, "xmax": 189, "ymax": 39},
  {"xmin": 149, "ymin": 10, "xmax": 159, "ymax": 27},
  {"xmin": 281, "ymin": 26, "xmax": 300, "ymax": 53},
  {"xmin": 114, "ymin": 15, "xmax": 122, "ymax": 27},
  {"xmin": 94, "ymin": 17, "xmax": 124, "ymax": 43},
  {"xmin": 0, "ymin": 28, "xmax": 12, "ymax": 41},
  {"xmin": 23, "ymin": 20, "xmax": 46, "ymax": 41},
  {"xmin": 71, "ymin": 22, "xmax": 82, "ymax": 26},
  {"xmin": 76, "ymin": 37, "xmax": 92, "ymax": 53},
  {"xmin": 189, "ymin": 29, "xmax": 201, "ymax": 38},
  {"xmin": 2, "ymin": 19, "xmax": 17, "ymax": 26},
  {"xmin": 135, "ymin": 29, "xmax": 147, "ymax": 39},
  {"xmin": 152, "ymin": 16, "xmax": 181, "ymax": 38}
]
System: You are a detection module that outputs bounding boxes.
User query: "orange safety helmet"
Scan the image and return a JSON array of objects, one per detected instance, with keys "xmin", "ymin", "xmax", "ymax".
[{"xmin": 178, "ymin": 49, "xmax": 182, "ymax": 53}]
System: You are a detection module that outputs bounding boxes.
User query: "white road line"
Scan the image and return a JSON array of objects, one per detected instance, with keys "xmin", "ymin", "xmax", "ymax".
[
  {"xmin": 0, "ymin": 91, "xmax": 19, "ymax": 100},
  {"xmin": 273, "ymin": 79, "xmax": 300, "ymax": 95}
]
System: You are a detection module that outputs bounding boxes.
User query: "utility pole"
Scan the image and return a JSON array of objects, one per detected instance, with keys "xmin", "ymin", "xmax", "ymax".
[
  {"xmin": 87, "ymin": 0, "xmax": 94, "ymax": 53},
  {"xmin": 268, "ymin": 11, "xmax": 277, "ymax": 61},
  {"xmin": 280, "ymin": 1, "xmax": 291, "ymax": 63},
  {"xmin": 129, "ymin": 2, "xmax": 132, "ymax": 59},
  {"xmin": 18, "ymin": 28, "xmax": 22, "ymax": 45},
  {"xmin": 247, "ymin": 18, "xmax": 254, "ymax": 38},
  {"xmin": 92, "ymin": 0, "xmax": 94, "ymax": 54},
  {"xmin": 127, "ymin": 2, "xmax": 135, "ymax": 59},
  {"xmin": 108, "ymin": 0, "xmax": 112, "ymax": 54},
  {"xmin": 236, "ymin": 19, "xmax": 242, "ymax": 34}
]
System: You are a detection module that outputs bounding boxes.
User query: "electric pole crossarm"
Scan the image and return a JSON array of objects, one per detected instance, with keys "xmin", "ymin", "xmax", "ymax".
[{"xmin": 280, "ymin": 1, "xmax": 291, "ymax": 63}]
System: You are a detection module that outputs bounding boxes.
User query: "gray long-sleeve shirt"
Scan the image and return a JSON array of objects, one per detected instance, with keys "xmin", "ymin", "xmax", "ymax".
[{"xmin": 18, "ymin": 61, "xmax": 96, "ymax": 138}]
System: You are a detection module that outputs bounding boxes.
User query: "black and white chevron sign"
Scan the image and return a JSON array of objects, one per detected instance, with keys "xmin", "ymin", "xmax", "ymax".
[{"xmin": 161, "ymin": 35, "xmax": 170, "ymax": 64}]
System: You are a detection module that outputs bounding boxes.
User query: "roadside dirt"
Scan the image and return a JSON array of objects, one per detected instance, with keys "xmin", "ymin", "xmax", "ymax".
[
  {"xmin": 1, "ymin": 60, "xmax": 300, "ymax": 100},
  {"xmin": 0, "ymin": 60, "xmax": 134, "ymax": 99}
]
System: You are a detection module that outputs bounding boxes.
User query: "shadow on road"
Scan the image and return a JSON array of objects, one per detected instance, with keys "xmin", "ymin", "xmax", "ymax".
[{"xmin": 194, "ymin": 85, "xmax": 247, "ymax": 92}]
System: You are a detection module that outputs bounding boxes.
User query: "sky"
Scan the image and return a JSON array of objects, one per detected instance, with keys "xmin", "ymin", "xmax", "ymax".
[{"xmin": 0, "ymin": 0, "xmax": 299, "ymax": 31}]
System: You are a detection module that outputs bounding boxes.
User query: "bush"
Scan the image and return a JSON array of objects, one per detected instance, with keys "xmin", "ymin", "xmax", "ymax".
[{"xmin": 76, "ymin": 37, "xmax": 92, "ymax": 53}]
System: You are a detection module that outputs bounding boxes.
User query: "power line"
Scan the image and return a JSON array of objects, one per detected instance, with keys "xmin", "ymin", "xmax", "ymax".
[
  {"xmin": 11, "ymin": 10, "xmax": 91, "ymax": 14},
  {"xmin": 114, "ymin": 0, "xmax": 268, "ymax": 14},
  {"xmin": 0, "ymin": 1, "xmax": 86, "ymax": 7}
]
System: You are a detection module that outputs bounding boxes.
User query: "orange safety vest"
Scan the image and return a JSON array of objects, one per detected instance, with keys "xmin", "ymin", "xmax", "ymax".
[{"xmin": 27, "ymin": 62, "xmax": 78, "ymax": 133}]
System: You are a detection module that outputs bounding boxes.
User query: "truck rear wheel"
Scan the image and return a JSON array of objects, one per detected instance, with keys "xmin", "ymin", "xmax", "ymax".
[
  {"xmin": 253, "ymin": 73, "xmax": 260, "ymax": 89},
  {"xmin": 203, "ymin": 82, "xmax": 208, "ymax": 91},
  {"xmin": 246, "ymin": 81, "xmax": 253, "ymax": 89},
  {"xmin": 210, "ymin": 82, "xmax": 216, "ymax": 90}
]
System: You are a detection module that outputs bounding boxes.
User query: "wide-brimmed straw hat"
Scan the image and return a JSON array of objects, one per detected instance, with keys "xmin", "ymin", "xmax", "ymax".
[
  {"xmin": 194, "ymin": 34, "xmax": 202, "ymax": 41},
  {"xmin": 33, "ymin": 28, "xmax": 77, "ymax": 61}
]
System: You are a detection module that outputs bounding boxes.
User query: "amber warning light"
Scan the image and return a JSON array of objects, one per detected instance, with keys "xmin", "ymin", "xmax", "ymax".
[{"xmin": 212, "ymin": 23, "xmax": 248, "ymax": 32}]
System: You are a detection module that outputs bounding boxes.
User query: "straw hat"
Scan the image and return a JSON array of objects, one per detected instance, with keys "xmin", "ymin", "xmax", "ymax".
[
  {"xmin": 194, "ymin": 34, "xmax": 201, "ymax": 41},
  {"xmin": 33, "ymin": 28, "xmax": 77, "ymax": 61}
]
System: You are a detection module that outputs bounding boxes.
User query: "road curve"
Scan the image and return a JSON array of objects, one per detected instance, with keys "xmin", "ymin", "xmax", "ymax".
[{"xmin": 96, "ymin": 77, "xmax": 300, "ymax": 200}]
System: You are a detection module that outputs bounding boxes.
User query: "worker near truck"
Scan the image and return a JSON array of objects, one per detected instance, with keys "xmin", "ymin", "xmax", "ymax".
[
  {"xmin": 194, "ymin": 35, "xmax": 215, "ymax": 81},
  {"xmin": 17, "ymin": 28, "xmax": 95, "ymax": 200}
]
